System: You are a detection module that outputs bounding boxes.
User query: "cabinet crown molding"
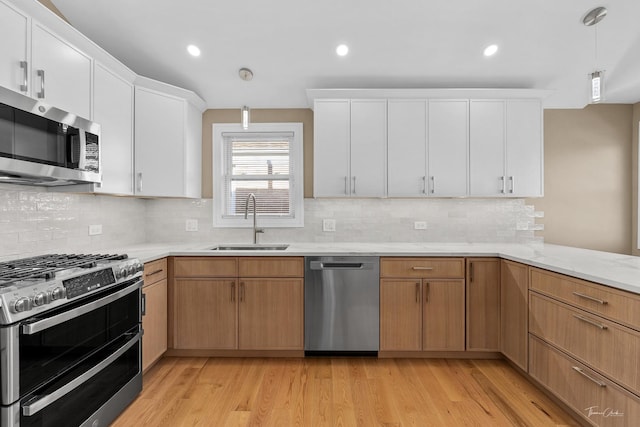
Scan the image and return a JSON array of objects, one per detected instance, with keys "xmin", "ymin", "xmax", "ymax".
[{"xmin": 306, "ymin": 88, "xmax": 553, "ymax": 109}]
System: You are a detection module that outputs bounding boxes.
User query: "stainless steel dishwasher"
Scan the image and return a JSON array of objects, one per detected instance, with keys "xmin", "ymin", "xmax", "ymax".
[{"xmin": 304, "ymin": 256, "xmax": 379, "ymax": 355}]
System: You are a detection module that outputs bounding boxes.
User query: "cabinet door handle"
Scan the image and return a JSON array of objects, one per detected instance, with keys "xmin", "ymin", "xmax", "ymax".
[
  {"xmin": 240, "ymin": 282, "xmax": 245, "ymax": 302},
  {"xmin": 573, "ymin": 314, "xmax": 608, "ymax": 330},
  {"xmin": 422, "ymin": 176, "xmax": 427, "ymax": 194},
  {"xmin": 415, "ymin": 282, "xmax": 420, "ymax": 303},
  {"xmin": 20, "ymin": 61, "xmax": 28, "ymax": 92},
  {"xmin": 572, "ymin": 291, "xmax": 608, "ymax": 305},
  {"xmin": 137, "ymin": 172, "xmax": 143, "ymax": 192},
  {"xmin": 469, "ymin": 262, "xmax": 474, "ymax": 283},
  {"xmin": 430, "ymin": 176, "xmax": 435, "ymax": 194},
  {"xmin": 425, "ymin": 282, "xmax": 430, "ymax": 303},
  {"xmin": 231, "ymin": 281, "xmax": 235, "ymax": 302},
  {"xmin": 36, "ymin": 69, "xmax": 45, "ymax": 98},
  {"xmin": 572, "ymin": 366, "xmax": 606, "ymax": 387},
  {"xmin": 509, "ymin": 176, "xmax": 515, "ymax": 194},
  {"xmin": 344, "ymin": 176, "xmax": 348, "ymax": 195},
  {"xmin": 352, "ymin": 176, "xmax": 356, "ymax": 194},
  {"xmin": 412, "ymin": 266, "xmax": 433, "ymax": 271},
  {"xmin": 500, "ymin": 176, "xmax": 506, "ymax": 194},
  {"xmin": 141, "ymin": 293, "xmax": 146, "ymax": 316}
]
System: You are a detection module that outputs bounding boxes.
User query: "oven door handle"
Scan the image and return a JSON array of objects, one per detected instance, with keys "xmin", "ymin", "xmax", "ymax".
[
  {"xmin": 22, "ymin": 331, "xmax": 141, "ymax": 417},
  {"xmin": 21, "ymin": 280, "xmax": 141, "ymax": 335}
]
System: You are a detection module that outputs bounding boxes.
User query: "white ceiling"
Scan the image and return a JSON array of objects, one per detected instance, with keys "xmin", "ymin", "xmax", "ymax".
[{"xmin": 51, "ymin": 0, "xmax": 640, "ymax": 109}]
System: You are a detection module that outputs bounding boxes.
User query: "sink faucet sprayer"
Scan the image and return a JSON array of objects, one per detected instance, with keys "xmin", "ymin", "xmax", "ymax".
[{"xmin": 244, "ymin": 193, "xmax": 264, "ymax": 244}]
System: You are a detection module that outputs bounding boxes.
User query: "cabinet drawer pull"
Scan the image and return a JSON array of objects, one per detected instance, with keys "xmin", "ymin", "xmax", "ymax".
[
  {"xmin": 572, "ymin": 366, "xmax": 606, "ymax": 387},
  {"xmin": 572, "ymin": 291, "xmax": 608, "ymax": 305},
  {"xmin": 412, "ymin": 266, "xmax": 434, "ymax": 271},
  {"xmin": 145, "ymin": 269, "xmax": 164, "ymax": 277},
  {"xmin": 573, "ymin": 314, "xmax": 608, "ymax": 330}
]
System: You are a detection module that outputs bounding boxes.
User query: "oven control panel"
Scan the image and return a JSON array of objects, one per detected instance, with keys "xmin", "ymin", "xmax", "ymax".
[{"xmin": 0, "ymin": 259, "xmax": 143, "ymax": 324}]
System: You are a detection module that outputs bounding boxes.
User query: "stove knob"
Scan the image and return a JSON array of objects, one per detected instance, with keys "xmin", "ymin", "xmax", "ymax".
[
  {"xmin": 33, "ymin": 292, "xmax": 47, "ymax": 306},
  {"xmin": 135, "ymin": 262, "xmax": 144, "ymax": 273},
  {"xmin": 12, "ymin": 297, "xmax": 32, "ymax": 313},
  {"xmin": 118, "ymin": 268, "xmax": 127, "ymax": 278},
  {"xmin": 51, "ymin": 287, "xmax": 65, "ymax": 301},
  {"xmin": 127, "ymin": 265, "xmax": 135, "ymax": 276}
]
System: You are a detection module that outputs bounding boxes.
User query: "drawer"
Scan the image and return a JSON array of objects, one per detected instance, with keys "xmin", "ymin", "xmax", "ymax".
[
  {"xmin": 380, "ymin": 258, "xmax": 465, "ymax": 279},
  {"xmin": 238, "ymin": 257, "xmax": 304, "ymax": 278},
  {"xmin": 530, "ymin": 268, "xmax": 640, "ymax": 331},
  {"xmin": 530, "ymin": 335, "xmax": 639, "ymax": 427},
  {"xmin": 143, "ymin": 258, "xmax": 167, "ymax": 287},
  {"xmin": 529, "ymin": 292, "xmax": 640, "ymax": 396},
  {"xmin": 173, "ymin": 257, "xmax": 237, "ymax": 278}
]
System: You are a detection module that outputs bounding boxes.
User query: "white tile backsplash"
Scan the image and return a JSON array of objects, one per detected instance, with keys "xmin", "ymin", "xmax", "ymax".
[{"xmin": 0, "ymin": 183, "xmax": 542, "ymax": 260}]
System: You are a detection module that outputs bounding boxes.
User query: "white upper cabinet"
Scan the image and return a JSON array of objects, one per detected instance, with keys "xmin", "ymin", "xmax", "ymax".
[
  {"xmin": 469, "ymin": 99, "xmax": 543, "ymax": 197},
  {"xmin": 505, "ymin": 99, "xmax": 543, "ymax": 197},
  {"xmin": 314, "ymin": 99, "xmax": 387, "ymax": 197},
  {"xmin": 387, "ymin": 100, "xmax": 427, "ymax": 196},
  {"xmin": 134, "ymin": 80, "xmax": 203, "ymax": 198},
  {"xmin": 0, "ymin": 1, "xmax": 29, "ymax": 95},
  {"xmin": 31, "ymin": 23, "xmax": 92, "ymax": 119},
  {"xmin": 313, "ymin": 100, "xmax": 350, "ymax": 197},
  {"xmin": 470, "ymin": 100, "xmax": 506, "ymax": 195},
  {"xmin": 428, "ymin": 100, "xmax": 469, "ymax": 197},
  {"xmin": 93, "ymin": 63, "xmax": 134, "ymax": 195},
  {"xmin": 350, "ymin": 100, "xmax": 387, "ymax": 197}
]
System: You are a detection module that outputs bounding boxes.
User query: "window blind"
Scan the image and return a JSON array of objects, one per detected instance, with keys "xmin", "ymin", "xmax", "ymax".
[{"xmin": 222, "ymin": 133, "xmax": 295, "ymax": 219}]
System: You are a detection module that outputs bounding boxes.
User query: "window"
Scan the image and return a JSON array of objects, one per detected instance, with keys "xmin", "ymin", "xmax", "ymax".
[{"xmin": 213, "ymin": 123, "xmax": 304, "ymax": 227}]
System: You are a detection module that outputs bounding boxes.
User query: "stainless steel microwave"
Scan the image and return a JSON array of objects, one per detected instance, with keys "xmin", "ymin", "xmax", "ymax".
[{"xmin": 0, "ymin": 85, "xmax": 100, "ymax": 186}]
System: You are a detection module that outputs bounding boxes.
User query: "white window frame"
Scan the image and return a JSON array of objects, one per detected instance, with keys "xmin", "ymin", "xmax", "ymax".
[{"xmin": 212, "ymin": 122, "xmax": 304, "ymax": 228}]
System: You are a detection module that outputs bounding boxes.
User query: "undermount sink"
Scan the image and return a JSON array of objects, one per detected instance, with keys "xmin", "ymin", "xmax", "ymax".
[{"xmin": 210, "ymin": 244, "xmax": 289, "ymax": 251}]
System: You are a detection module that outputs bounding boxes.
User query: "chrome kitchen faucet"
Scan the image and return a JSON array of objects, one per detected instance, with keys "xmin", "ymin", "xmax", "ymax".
[{"xmin": 244, "ymin": 193, "xmax": 264, "ymax": 244}]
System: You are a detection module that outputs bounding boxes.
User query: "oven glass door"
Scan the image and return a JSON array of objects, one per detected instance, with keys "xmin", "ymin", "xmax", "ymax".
[
  {"xmin": 19, "ymin": 333, "xmax": 140, "ymax": 427},
  {"xmin": 19, "ymin": 279, "xmax": 141, "ymax": 397}
]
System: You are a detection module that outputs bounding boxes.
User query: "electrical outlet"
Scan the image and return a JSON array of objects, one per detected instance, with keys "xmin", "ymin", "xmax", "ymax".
[
  {"xmin": 414, "ymin": 221, "xmax": 427, "ymax": 230},
  {"xmin": 185, "ymin": 219, "xmax": 199, "ymax": 232},
  {"xmin": 322, "ymin": 219, "xmax": 336, "ymax": 232},
  {"xmin": 88, "ymin": 224, "xmax": 103, "ymax": 236}
]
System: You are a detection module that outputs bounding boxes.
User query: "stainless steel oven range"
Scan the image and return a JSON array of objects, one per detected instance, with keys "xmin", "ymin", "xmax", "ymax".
[{"xmin": 0, "ymin": 254, "xmax": 144, "ymax": 427}]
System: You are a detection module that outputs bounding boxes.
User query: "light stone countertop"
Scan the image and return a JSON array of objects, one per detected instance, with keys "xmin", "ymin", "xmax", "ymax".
[{"xmin": 113, "ymin": 242, "xmax": 640, "ymax": 295}]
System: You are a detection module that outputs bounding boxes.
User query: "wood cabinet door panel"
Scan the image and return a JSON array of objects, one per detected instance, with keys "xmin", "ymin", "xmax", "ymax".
[
  {"xmin": 500, "ymin": 260, "xmax": 528, "ymax": 370},
  {"xmin": 142, "ymin": 279, "xmax": 167, "ymax": 371},
  {"xmin": 423, "ymin": 280, "xmax": 465, "ymax": 351},
  {"xmin": 238, "ymin": 279, "xmax": 303, "ymax": 350},
  {"xmin": 380, "ymin": 279, "xmax": 422, "ymax": 351},
  {"xmin": 174, "ymin": 279, "xmax": 237, "ymax": 350},
  {"xmin": 466, "ymin": 258, "xmax": 500, "ymax": 351}
]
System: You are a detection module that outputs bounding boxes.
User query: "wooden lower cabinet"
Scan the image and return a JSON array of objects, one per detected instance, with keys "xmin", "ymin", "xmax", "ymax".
[
  {"xmin": 142, "ymin": 278, "xmax": 168, "ymax": 371},
  {"xmin": 466, "ymin": 258, "xmax": 500, "ymax": 351},
  {"xmin": 500, "ymin": 259, "xmax": 528, "ymax": 370},
  {"xmin": 238, "ymin": 279, "xmax": 304, "ymax": 350},
  {"xmin": 380, "ymin": 278, "xmax": 464, "ymax": 351},
  {"xmin": 530, "ymin": 335, "xmax": 640, "ymax": 427},
  {"xmin": 380, "ymin": 279, "xmax": 422, "ymax": 351},
  {"xmin": 173, "ymin": 279, "xmax": 237, "ymax": 350}
]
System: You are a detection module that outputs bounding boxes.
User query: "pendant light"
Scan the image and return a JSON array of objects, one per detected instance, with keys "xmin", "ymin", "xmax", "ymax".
[
  {"xmin": 238, "ymin": 68, "xmax": 254, "ymax": 129},
  {"xmin": 583, "ymin": 7, "xmax": 607, "ymax": 103}
]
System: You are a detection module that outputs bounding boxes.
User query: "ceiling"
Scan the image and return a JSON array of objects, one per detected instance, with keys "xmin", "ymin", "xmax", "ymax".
[{"xmin": 51, "ymin": 0, "xmax": 640, "ymax": 109}]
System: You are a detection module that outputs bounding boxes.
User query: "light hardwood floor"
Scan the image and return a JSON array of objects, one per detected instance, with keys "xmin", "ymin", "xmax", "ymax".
[{"xmin": 112, "ymin": 357, "xmax": 579, "ymax": 426}]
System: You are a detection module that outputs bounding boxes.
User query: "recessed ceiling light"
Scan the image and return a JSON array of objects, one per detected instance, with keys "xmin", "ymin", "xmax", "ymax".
[
  {"xmin": 336, "ymin": 44, "xmax": 349, "ymax": 56},
  {"xmin": 187, "ymin": 44, "xmax": 201, "ymax": 57},
  {"xmin": 483, "ymin": 44, "xmax": 498, "ymax": 57}
]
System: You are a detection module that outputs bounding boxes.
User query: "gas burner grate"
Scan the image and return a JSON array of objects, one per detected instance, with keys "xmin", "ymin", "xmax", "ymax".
[{"xmin": 0, "ymin": 253, "xmax": 128, "ymax": 286}]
